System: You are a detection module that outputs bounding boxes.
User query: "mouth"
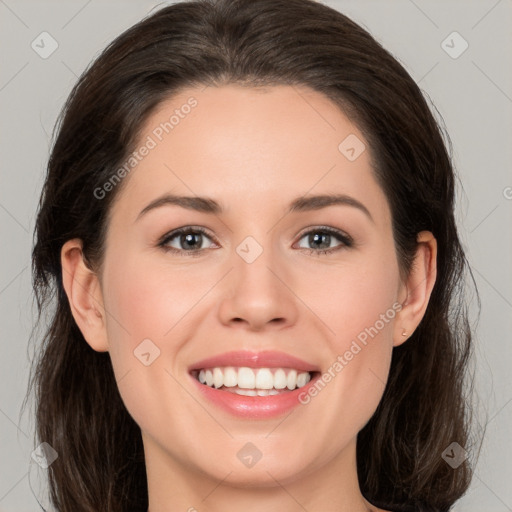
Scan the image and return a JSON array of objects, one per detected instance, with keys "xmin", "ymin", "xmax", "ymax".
[
  {"xmin": 190, "ymin": 367, "xmax": 317, "ymax": 396},
  {"xmin": 188, "ymin": 350, "xmax": 321, "ymax": 419}
]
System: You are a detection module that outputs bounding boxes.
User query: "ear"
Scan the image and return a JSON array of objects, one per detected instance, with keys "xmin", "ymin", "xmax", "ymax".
[
  {"xmin": 393, "ymin": 231, "xmax": 437, "ymax": 347},
  {"xmin": 61, "ymin": 239, "xmax": 109, "ymax": 352}
]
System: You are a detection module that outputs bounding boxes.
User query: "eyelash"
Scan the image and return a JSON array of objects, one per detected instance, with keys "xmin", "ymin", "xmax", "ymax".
[{"xmin": 157, "ymin": 225, "xmax": 354, "ymax": 258}]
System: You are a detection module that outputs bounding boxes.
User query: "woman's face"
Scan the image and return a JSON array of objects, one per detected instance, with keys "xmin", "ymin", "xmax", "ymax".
[{"xmin": 93, "ymin": 84, "xmax": 408, "ymax": 486}]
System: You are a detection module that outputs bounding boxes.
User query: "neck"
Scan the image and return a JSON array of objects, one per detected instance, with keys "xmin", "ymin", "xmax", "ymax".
[{"xmin": 144, "ymin": 435, "xmax": 375, "ymax": 512}]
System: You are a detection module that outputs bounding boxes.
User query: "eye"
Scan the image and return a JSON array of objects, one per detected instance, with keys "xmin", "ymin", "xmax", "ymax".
[
  {"xmin": 158, "ymin": 225, "xmax": 353, "ymax": 257},
  {"xmin": 295, "ymin": 226, "xmax": 353, "ymax": 256},
  {"xmin": 158, "ymin": 226, "xmax": 217, "ymax": 256}
]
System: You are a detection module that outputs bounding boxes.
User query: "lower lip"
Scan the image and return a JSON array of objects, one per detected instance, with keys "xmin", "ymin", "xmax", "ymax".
[{"xmin": 190, "ymin": 373, "xmax": 320, "ymax": 419}]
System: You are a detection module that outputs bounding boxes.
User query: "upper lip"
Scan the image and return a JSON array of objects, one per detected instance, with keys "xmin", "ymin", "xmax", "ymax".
[{"xmin": 189, "ymin": 350, "xmax": 320, "ymax": 373}]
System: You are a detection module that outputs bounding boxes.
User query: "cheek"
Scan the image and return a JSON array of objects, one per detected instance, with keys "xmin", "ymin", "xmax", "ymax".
[
  {"xmin": 99, "ymin": 256, "xmax": 202, "ymax": 433},
  {"xmin": 310, "ymin": 246, "xmax": 400, "ymax": 352},
  {"xmin": 339, "ymin": 269, "xmax": 398, "ymax": 352},
  {"xmin": 102, "ymin": 254, "xmax": 208, "ymax": 349},
  {"xmin": 302, "ymin": 249, "xmax": 400, "ymax": 425}
]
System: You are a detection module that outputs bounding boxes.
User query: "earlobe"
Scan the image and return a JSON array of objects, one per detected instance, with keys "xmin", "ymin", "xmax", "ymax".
[
  {"xmin": 394, "ymin": 231, "xmax": 437, "ymax": 347},
  {"xmin": 61, "ymin": 239, "xmax": 109, "ymax": 352}
]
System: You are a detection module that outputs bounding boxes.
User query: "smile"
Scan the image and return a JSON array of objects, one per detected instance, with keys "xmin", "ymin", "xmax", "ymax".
[
  {"xmin": 192, "ymin": 367, "xmax": 313, "ymax": 396},
  {"xmin": 188, "ymin": 350, "xmax": 321, "ymax": 418}
]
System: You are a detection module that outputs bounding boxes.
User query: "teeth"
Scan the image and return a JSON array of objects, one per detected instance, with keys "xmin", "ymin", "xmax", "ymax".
[
  {"xmin": 274, "ymin": 369, "xmax": 287, "ymax": 389},
  {"xmin": 287, "ymin": 369, "xmax": 297, "ymax": 390},
  {"xmin": 236, "ymin": 389, "xmax": 257, "ymax": 396},
  {"xmin": 224, "ymin": 367, "xmax": 237, "ymax": 387},
  {"xmin": 238, "ymin": 367, "xmax": 256, "ymax": 389},
  {"xmin": 213, "ymin": 367, "xmax": 223, "ymax": 389},
  {"xmin": 195, "ymin": 366, "xmax": 312, "ymax": 392},
  {"xmin": 255, "ymin": 368, "xmax": 273, "ymax": 389},
  {"xmin": 297, "ymin": 372, "xmax": 309, "ymax": 388}
]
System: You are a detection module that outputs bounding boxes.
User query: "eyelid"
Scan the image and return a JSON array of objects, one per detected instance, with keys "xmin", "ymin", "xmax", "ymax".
[
  {"xmin": 296, "ymin": 225, "xmax": 353, "ymax": 243},
  {"xmin": 294, "ymin": 225, "xmax": 354, "ymax": 253},
  {"xmin": 158, "ymin": 225, "xmax": 218, "ymax": 247},
  {"xmin": 158, "ymin": 224, "xmax": 354, "ymax": 255}
]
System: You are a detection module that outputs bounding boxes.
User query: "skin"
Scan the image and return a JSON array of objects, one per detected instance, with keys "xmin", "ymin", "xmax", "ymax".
[{"xmin": 61, "ymin": 84, "xmax": 437, "ymax": 512}]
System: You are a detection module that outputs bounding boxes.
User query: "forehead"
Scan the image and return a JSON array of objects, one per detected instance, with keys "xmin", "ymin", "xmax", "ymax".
[{"xmin": 110, "ymin": 84, "xmax": 390, "ymax": 225}]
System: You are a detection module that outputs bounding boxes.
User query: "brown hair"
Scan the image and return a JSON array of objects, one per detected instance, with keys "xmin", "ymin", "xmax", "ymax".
[{"xmin": 25, "ymin": 0, "xmax": 481, "ymax": 510}]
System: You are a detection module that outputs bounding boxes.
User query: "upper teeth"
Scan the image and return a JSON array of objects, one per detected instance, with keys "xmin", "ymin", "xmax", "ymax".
[{"xmin": 196, "ymin": 367, "xmax": 311, "ymax": 390}]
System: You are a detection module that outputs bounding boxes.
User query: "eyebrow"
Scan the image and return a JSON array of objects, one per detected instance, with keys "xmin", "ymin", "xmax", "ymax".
[{"xmin": 136, "ymin": 193, "xmax": 374, "ymax": 223}]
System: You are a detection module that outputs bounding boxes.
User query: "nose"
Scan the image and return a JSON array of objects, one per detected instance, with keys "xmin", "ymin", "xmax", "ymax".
[{"xmin": 217, "ymin": 241, "xmax": 299, "ymax": 332}]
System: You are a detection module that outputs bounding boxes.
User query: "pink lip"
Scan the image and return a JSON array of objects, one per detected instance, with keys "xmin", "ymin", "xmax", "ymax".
[
  {"xmin": 188, "ymin": 350, "xmax": 321, "ymax": 419},
  {"xmin": 189, "ymin": 350, "xmax": 320, "ymax": 372}
]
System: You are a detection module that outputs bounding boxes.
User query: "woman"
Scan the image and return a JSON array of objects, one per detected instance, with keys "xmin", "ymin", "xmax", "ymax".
[{"xmin": 27, "ymin": 0, "xmax": 479, "ymax": 510}]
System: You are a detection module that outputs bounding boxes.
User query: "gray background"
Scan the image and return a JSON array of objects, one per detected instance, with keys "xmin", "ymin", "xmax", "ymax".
[{"xmin": 1, "ymin": 0, "xmax": 511, "ymax": 510}]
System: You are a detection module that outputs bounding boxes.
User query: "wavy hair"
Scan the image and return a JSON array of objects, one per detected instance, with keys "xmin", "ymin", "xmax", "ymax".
[{"xmin": 25, "ymin": 0, "xmax": 481, "ymax": 510}]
